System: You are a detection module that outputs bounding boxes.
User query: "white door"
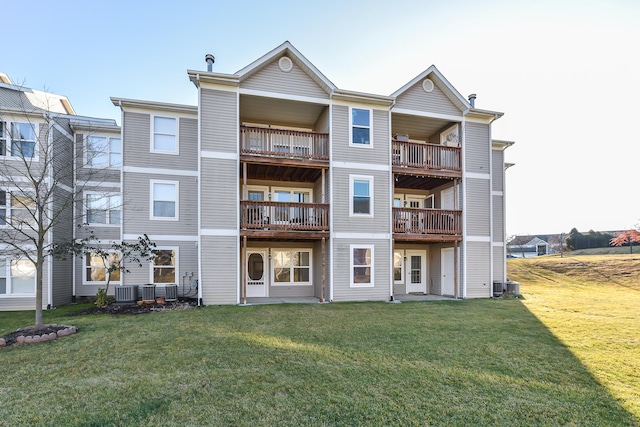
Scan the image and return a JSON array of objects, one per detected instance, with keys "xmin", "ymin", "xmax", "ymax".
[
  {"xmin": 441, "ymin": 187, "xmax": 455, "ymax": 210},
  {"xmin": 441, "ymin": 248, "xmax": 455, "ymax": 296},
  {"xmin": 246, "ymin": 250, "xmax": 267, "ymax": 297},
  {"xmin": 406, "ymin": 250, "xmax": 427, "ymax": 293}
]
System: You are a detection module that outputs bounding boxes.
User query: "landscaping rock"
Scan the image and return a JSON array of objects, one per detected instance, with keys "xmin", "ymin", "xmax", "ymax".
[{"xmin": 0, "ymin": 338, "xmax": 5, "ymax": 347}]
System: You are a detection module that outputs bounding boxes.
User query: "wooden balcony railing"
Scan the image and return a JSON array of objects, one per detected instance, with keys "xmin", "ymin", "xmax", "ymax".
[
  {"xmin": 241, "ymin": 201, "xmax": 329, "ymax": 231},
  {"xmin": 241, "ymin": 126, "xmax": 329, "ymax": 161},
  {"xmin": 393, "ymin": 208, "xmax": 461, "ymax": 235},
  {"xmin": 392, "ymin": 140, "xmax": 461, "ymax": 172}
]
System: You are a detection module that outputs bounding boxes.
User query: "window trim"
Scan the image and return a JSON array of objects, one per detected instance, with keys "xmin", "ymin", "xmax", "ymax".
[
  {"xmin": 0, "ymin": 257, "xmax": 36, "ymax": 296},
  {"xmin": 350, "ymin": 244, "xmax": 374, "ymax": 288},
  {"xmin": 270, "ymin": 249, "xmax": 313, "ymax": 287},
  {"xmin": 0, "ymin": 121, "xmax": 40, "ymax": 160},
  {"xmin": 82, "ymin": 252, "xmax": 122, "ymax": 285},
  {"xmin": 84, "ymin": 191, "xmax": 121, "ymax": 226},
  {"xmin": 84, "ymin": 134, "xmax": 122, "ymax": 168},
  {"xmin": 150, "ymin": 247, "xmax": 179, "ymax": 286},
  {"xmin": 394, "ymin": 250, "xmax": 404, "ymax": 285},
  {"xmin": 349, "ymin": 175, "xmax": 374, "ymax": 218},
  {"xmin": 150, "ymin": 115, "xmax": 179, "ymax": 155},
  {"xmin": 150, "ymin": 180, "xmax": 179, "ymax": 221},
  {"xmin": 349, "ymin": 107, "xmax": 373, "ymax": 148}
]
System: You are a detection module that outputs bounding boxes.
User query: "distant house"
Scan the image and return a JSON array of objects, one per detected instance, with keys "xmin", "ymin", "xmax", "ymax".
[{"xmin": 507, "ymin": 236, "xmax": 549, "ymax": 258}]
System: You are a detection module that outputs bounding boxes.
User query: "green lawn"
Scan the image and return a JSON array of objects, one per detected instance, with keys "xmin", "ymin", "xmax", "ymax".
[{"xmin": 1, "ymin": 297, "xmax": 637, "ymax": 426}]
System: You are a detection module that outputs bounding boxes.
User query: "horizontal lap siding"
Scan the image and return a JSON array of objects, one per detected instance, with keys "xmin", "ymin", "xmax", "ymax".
[
  {"xmin": 201, "ymin": 159, "xmax": 237, "ymax": 229},
  {"xmin": 332, "ymin": 239, "xmax": 390, "ymax": 302},
  {"xmin": 242, "ymin": 57, "xmax": 328, "ymax": 99},
  {"xmin": 394, "ymin": 81, "xmax": 461, "ymax": 116},
  {"xmin": 52, "ymin": 123, "xmax": 74, "ymax": 188},
  {"xmin": 201, "ymin": 236, "xmax": 237, "ymax": 304},
  {"xmin": 493, "ymin": 246, "xmax": 505, "ymax": 283},
  {"xmin": 492, "ymin": 150, "xmax": 504, "ymax": 191},
  {"xmin": 201, "ymin": 89, "xmax": 237, "ymax": 152},
  {"xmin": 465, "ymin": 178, "xmax": 490, "ymax": 236},
  {"xmin": 493, "ymin": 194, "xmax": 504, "ymax": 242},
  {"xmin": 332, "ymin": 106, "xmax": 390, "ymax": 165},
  {"xmin": 465, "ymin": 122, "xmax": 490, "ymax": 174},
  {"xmin": 332, "ymin": 168, "xmax": 390, "ymax": 233},
  {"xmin": 52, "ymin": 186, "xmax": 73, "ymax": 305},
  {"xmin": 466, "ymin": 241, "xmax": 491, "ymax": 298}
]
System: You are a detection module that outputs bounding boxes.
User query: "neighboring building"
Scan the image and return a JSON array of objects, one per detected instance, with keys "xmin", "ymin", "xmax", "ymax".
[
  {"xmin": 1, "ymin": 41, "xmax": 513, "ymax": 310},
  {"xmin": 507, "ymin": 236, "xmax": 549, "ymax": 258}
]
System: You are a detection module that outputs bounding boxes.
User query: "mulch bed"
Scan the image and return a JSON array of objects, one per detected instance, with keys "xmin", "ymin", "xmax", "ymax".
[{"xmin": 1, "ymin": 324, "xmax": 76, "ymax": 347}]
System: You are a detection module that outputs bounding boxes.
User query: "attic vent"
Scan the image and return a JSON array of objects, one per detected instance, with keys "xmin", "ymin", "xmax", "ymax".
[
  {"xmin": 422, "ymin": 79, "xmax": 434, "ymax": 93},
  {"xmin": 278, "ymin": 57, "xmax": 293, "ymax": 73}
]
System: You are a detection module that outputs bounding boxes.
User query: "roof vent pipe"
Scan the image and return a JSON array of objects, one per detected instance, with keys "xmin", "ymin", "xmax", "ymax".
[
  {"xmin": 468, "ymin": 93, "xmax": 476, "ymax": 108},
  {"xmin": 205, "ymin": 54, "xmax": 215, "ymax": 72}
]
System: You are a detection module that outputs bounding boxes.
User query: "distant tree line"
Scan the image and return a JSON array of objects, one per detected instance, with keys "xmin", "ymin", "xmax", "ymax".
[{"xmin": 565, "ymin": 228, "xmax": 616, "ymax": 250}]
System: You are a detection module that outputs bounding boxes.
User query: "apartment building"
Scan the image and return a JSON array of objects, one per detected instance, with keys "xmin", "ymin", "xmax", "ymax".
[{"xmin": 0, "ymin": 41, "xmax": 512, "ymax": 310}]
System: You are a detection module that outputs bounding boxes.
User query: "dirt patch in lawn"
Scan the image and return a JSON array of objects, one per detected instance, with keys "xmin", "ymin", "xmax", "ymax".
[{"xmin": 67, "ymin": 301, "xmax": 196, "ymax": 316}]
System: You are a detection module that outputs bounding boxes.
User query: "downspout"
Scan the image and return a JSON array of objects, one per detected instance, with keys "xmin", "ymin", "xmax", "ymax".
[
  {"xmin": 388, "ymin": 99, "xmax": 395, "ymax": 301},
  {"xmin": 71, "ymin": 122, "xmax": 77, "ymax": 303},
  {"xmin": 46, "ymin": 113, "xmax": 53, "ymax": 309},
  {"xmin": 195, "ymin": 73, "xmax": 204, "ymax": 307}
]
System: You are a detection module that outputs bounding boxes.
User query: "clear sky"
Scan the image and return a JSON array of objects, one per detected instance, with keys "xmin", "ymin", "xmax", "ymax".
[{"xmin": 4, "ymin": 0, "xmax": 639, "ymax": 236}]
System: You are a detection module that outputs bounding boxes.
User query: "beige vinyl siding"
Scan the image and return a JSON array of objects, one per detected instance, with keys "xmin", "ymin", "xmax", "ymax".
[
  {"xmin": 394, "ymin": 81, "xmax": 462, "ymax": 116},
  {"xmin": 332, "ymin": 239, "xmax": 390, "ymax": 302},
  {"xmin": 465, "ymin": 178, "xmax": 490, "ymax": 236},
  {"xmin": 201, "ymin": 88, "xmax": 237, "ymax": 152},
  {"xmin": 492, "ymin": 194, "xmax": 504, "ymax": 242},
  {"xmin": 75, "ymin": 132, "xmax": 121, "ymax": 184},
  {"xmin": 242, "ymin": 57, "xmax": 328, "ymax": 99},
  {"xmin": 201, "ymin": 158, "xmax": 237, "ymax": 229},
  {"xmin": 493, "ymin": 246, "xmax": 506, "ymax": 283},
  {"xmin": 121, "ymin": 172, "xmax": 198, "ymax": 236},
  {"xmin": 52, "ymin": 122, "xmax": 74, "ymax": 188},
  {"xmin": 492, "ymin": 150, "xmax": 504, "ymax": 191},
  {"xmin": 465, "ymin": 122, "xmax": 490, "ymax": 173},
  {"xmin": 331, "ymin": 106, "xmax": 390, "ymax": 165},
  {"xmin": 201, "ymin": 235, "xmax": 237, "ymax": 304},
  {"xmin": 51, "ymin": 186, "xmax": 73, "ymax": 305},
  {"xmin": 332, "ymin": 168, "xmax": 390, "ymax": 233},
  {"xmin": 466, "ymin": 241, "xmax": 491, "ymax": 298}
]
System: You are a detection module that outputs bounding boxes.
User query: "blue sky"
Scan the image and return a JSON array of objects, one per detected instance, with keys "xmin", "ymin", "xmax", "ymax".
[{"xmin": 4, "ymin": 0, "xmax": 639, "ymax": 235}]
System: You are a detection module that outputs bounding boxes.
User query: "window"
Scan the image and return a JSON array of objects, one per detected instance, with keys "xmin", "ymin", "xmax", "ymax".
[
  {"xmin": 151, "ymin": 180, "xmax": 178, "ymax": 220},
  {"xmin": 0, "ymin": 122, "xmax": 6, "ymax": 156},
  {"xmin": 350, "ymin": 108, "xmax": 371, "ymax": 146},
  {"xmin": 10, "ymin": 192, "xmax": 35, "ymax": 226},
  {"xmin": 86, "ymin": 193, "xmax": 121, "ymax": 225},
  {"xmin": 11, "ymin": 122, "xmax": 36, "ymax": 158},
  {"xmin": 86, "ymin": 136, "xmax": 122, "ymax": 167},
  {"xmin": 84, "ymin": 253, "xmax": 121, "ymax": 284},
  {"xmin": 394, "ymin": 251, "xmax": 404, "ymax": 284},
  {"xmin": 0, "ymin": 258, "xmax": 36, "ymax": 295},
  {"xmin": 152, "ymin": 249, "xmax": 176, "ymax": 284},
  {"xmin": 152, "ymin": 116, "xmax": 177, "ymax": 153},
  {"xmin": 350, "ymin": 175, "xmax": 373, "ymax": 216},
  {"xmin": 0, "ymin": 191, "xmax": 6, "ymax": 225},
  {"xmin": 350, "ymin": 245, "xmax": 373, "ymax": 287},
  {"xmin": 272, "ymin": 250, "xmax": 311, "ymax": 285}
]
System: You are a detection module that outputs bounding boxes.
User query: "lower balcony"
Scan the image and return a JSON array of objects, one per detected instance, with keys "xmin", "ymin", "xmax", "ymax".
[
  {"xmin": 393, "ymin": 208, "xmax": 462, "ymax": 242},
  {"xmin": 241, "ymin": 201, "xmax": 329, "ymax": 239}
]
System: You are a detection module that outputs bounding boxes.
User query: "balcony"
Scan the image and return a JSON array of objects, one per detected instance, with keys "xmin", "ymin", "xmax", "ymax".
[
  {"xmin": 393, "ymin": 208, "xmax": 462, "ymax": 242},
  {"xmin": 241, "ymin": 126, "xmax": 329, "ymax": 163},
  {"xmin": 241, "ymin": 201, "xmax": 329, "ymax": 238},
  {"xmin": 392, "ymin": 140, "xmax": 461, "ymax": 178}
]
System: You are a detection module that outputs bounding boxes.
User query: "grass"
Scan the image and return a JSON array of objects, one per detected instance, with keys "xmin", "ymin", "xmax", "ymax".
[
  {"xmin": 509, "ymin": 254, "xmax": 640, "ymax": 421},
  {"xmin": 1, "ymin": 285, "xmax": 638, "ymax": 425}
]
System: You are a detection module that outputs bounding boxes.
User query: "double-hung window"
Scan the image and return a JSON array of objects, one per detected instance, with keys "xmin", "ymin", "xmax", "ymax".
[
  {"xmin": 272, "ymin": 250, "xmax": 311, "ymax": 285},
  {"xmin": 350, "ymin": 175, "xmax": 373, "ymax": 217},
  {"xmin": 0, "ymin": 258, "xmax": 36, "ymax": 295},
  {"xmin": 86, "ymin": 193, "xmax": 121, "ymax": 225},
  {"xmin": 350, "ymin": 108, "xmax": 371, "ymax": 146},
  {"xmin": 85, "ymin": 253, "xmax": 121, "ymax": 284},
  {"xmin": 86, "ymin": 136, "xmax": 122, "ymax": 167},
  {"xmin": 153, "ymin": 249, "xmax": 177, "ymax": 284},
  {"xmin": 350, "ymin": 245, "xmax": 374, "ymax": 287},
  {"xmin": 0, "ymin": 122, "xmax": 6, "ymax": 156},
  {"xmin": 10, "ymin": 192, "xmax": 35, "ymax": 227},
  {"xmin": 151, "ymin": 180, "xmax": 178, "ymax": 220},
  {"xmin": 152, "ymin": 116, "xmax": 177, "ymax": 153},
  {"xmin": 11, "ymin": 122, "xmax": 36, "ymax": 158},
  {"xmin": 0, "ymin": 191, "xmax": 6, "ymax": 225}
]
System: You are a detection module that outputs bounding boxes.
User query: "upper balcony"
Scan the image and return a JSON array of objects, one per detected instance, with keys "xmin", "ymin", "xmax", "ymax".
[
  {"xmin": 240, "ymin": 126, "xmax": 329, "ymax": 168},
  {"xmin": 240, "ymin": 200, "xmax": 329, "ymax": 239},
  {"xmin": 392, "ymin": 139, "xmax": 461, "ymax": 179},
  {"xmin": 393, "ymin": 207, "xmax": 462, "ymax": 242}
]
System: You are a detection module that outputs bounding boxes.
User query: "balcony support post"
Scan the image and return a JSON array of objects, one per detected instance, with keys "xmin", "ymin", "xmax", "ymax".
[
  {"xmin": 321, "ymin": 237, "xmax": 326, "ymax": 303},
  {"xmin": 242, "ymin": 235, "xmax": 247, "ymax": 305},
  {"xmin": 454, "ymin": 240, "xmax": 459, "ymax": 299}
]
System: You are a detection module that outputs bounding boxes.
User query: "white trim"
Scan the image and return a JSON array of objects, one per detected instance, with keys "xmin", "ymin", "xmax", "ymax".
[
  {"xmin": 83, "ymin": 134, "xmax": 122, "ymax": 169},
  {"xmin": 331, "ymin": 161, "xmax": 389, "ymax": 172},
  {"xmin": 56, "ymin": 183, "xmax": 73, "ymax": 193},
  {"xmin": 82, "ymin": 251, "xmax": 122, "ymax": 286},
  {"xmin": 201, "ymin": 150, "xmax": 238, "ymax": 160},
  {"xmin": 51, "ymin": 121, "xmax": 74, "ymax": 140},
  {"xmin": 333, "ymin": 232, "xmax": 390, "ymax": 240},
  {"xmin": 197, "ymin": 84, "xmax": 204, "ymax": 305},
  {"xmin": 200, "ymin": 229, "xmax": 239, "ymax": 237},
  {"xmin": 350, "ymin": 244, "xmax": 374, "ymax": 288},
  {"xmin": 492, "ymin": 190, "xmax": 503, "ymax": 196},
  {"xmin": 150, "ymin": 115, "xmax": 179, "ymax": 155},
  {"xmin": 0, "ymin": 257, "xmax": 37, "ymax": 297},
  {"xmin": 123, "ymin": 234, "xmax": 198, "ymax": 242},
  {"xmin": 329, "ymin": 103, "xmax": 334, "ymax": 302},
  {"xmin": 150, "ymin": 246, "xmax": 179, "ymax": 286},
  {"xmin": 461, "ymin": 120, "xmax": 467, "ymax": 298},
  {"xmin": 123, "ymin": 165, "xmax": 198, "ymax": 177},
  {"xmin": 238, "ymin": 88, "xmax": 328, "ymax": 106},
  {"xmin": 466, "ymin": 172, "xmax": 491, "ymax": 180},
  {"xmin": 466, "ymin": 235, "xmax": 491, "ymax": 242},
  {"xmin": 349, "ymin": 107, "xmax": 373, "ymax": 148},
  {"xmin": 150, "ymin": 179, "xmax": 179, "ymax": 221},
  {"xmin": 270, "ymin": 248, "xmax": 313, "ymax": 287},
  {"xmin": 492, "ymin": 242, "xmax": 505, "ymax": 247},
  {"xmin": 349, "ymin": 175, "xmax": 374, "ymax": 218},
  {"xmin": 80, "ymin": 180, "xmax": 121, "ymax": 189},
  {"xmin": 84, "ymin": 190, "xmax": 121, "ymax": 226},
  {"xmin": 391, "ymin": 107, "xmax": 462, "ymax": 122},
  {"xmin": 393, "ymin": 249, "xmax": 404, "ymax": 285}
]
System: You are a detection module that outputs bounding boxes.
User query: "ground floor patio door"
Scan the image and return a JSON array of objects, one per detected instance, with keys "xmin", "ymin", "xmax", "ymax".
[
  {"xmin": 246, "ymin": 250, "xmax": 267, "ymax": 297},
  {"xmin": 441, "ymin": 248, "xmax": 455, "ymax": 296},
  {"xmin": 406, "ymin": 250, "xmax": 427, "ymax": 293}
]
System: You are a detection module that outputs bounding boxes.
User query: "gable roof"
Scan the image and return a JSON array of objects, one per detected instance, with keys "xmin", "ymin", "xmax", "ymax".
[
  {"xmin": 0, "ymin": 73, "xmax": 76, "ymax": 115},
  {"xmin": 391, "ymin": 65, "xmax": 471, "ymax": 112},
  {"xmin": 235, "ymin": 41, "xmax": 337, "ymax": 96}
]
